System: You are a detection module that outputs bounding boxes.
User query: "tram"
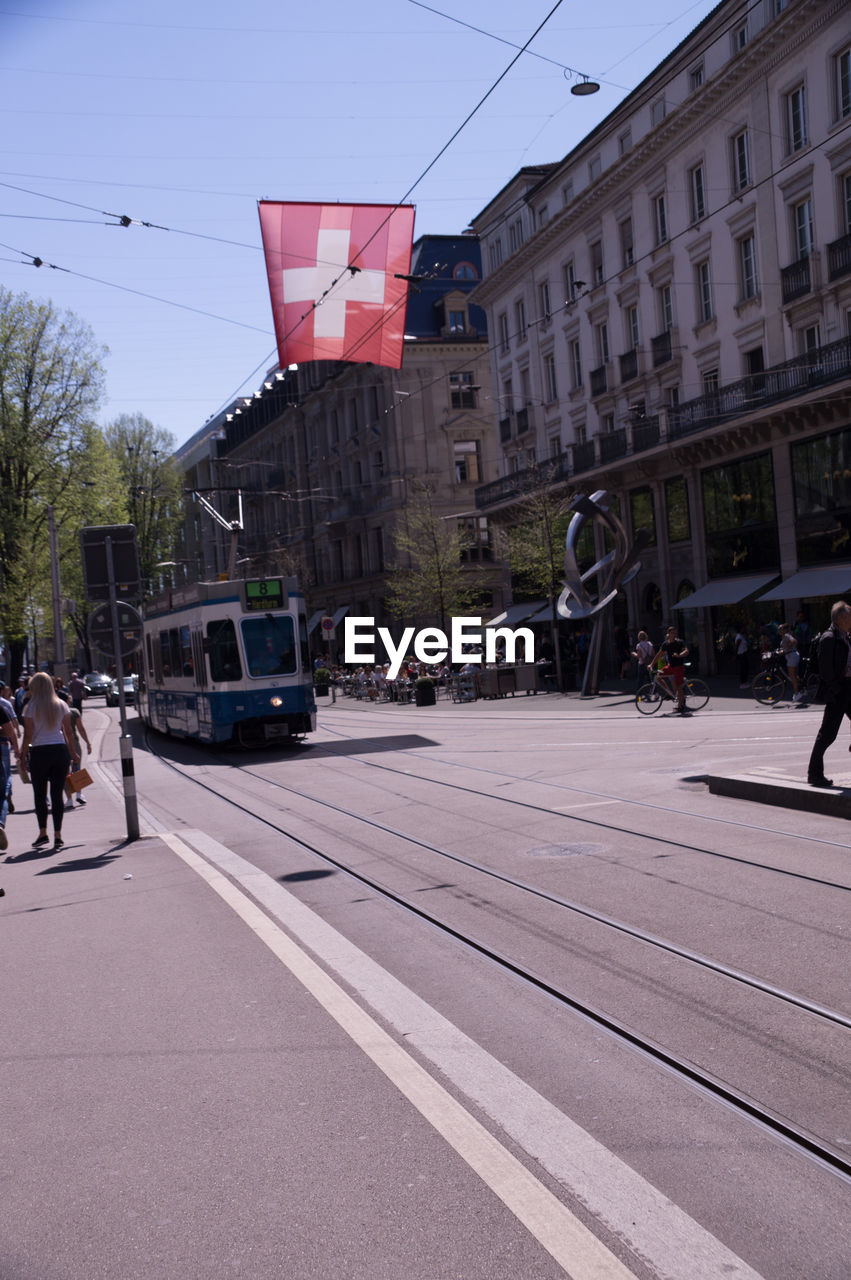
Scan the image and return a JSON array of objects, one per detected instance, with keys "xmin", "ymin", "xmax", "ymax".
[{"xmin": 138, "ymin": 576, "xmax": 316, "ymax": 746}]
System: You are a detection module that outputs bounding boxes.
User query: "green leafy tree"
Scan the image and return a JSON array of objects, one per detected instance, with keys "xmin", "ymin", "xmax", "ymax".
[
  {"xmin": 504, "ymin": 465, "xmax": 577, "ymax": 691},
  {"xmin": 0, "ymin": 287, "xmax": 107, "ymax": 680},
  {"xmin": 385, "ymin": 484, "xmax": 482, "ymax": 633},
  {"xmin": 103, "ymin": 413, "xmax": 184, "ymax": 592}
]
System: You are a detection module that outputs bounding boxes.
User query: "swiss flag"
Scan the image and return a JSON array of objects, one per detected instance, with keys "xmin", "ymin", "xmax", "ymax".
[{"xmin": 258, "ymin": 201, "xmax": 415, "ymax": 368}]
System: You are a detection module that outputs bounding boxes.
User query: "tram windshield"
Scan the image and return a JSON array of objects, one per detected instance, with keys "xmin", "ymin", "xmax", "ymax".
[{"xmin": 241, "ymin": 614, "xmax": 297, "ymax": 677}]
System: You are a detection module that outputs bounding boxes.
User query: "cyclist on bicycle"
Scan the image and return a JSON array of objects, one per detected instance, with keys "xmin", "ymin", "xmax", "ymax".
[{"xmin": 658, "ymin": 625, "xmax": 690, "ymax": 714}]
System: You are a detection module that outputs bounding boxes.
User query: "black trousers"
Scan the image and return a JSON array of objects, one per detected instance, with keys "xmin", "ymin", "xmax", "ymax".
[
  {"xmin": 29, "ymin": 743, "xmax": 70, "ymax": 833},
  {"xmin": 807, "ymin": 681, "xmax": 851, "ymax": 778}
]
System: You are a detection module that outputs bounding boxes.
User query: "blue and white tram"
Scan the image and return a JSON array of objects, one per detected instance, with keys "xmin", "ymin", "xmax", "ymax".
[{"xmin": 138, "ymin": 577, "xmax": 316, "ymax": 746}]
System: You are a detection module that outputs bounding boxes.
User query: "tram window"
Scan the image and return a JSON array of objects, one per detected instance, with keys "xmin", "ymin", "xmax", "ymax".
[
  {"xmin": 179, "ymin": 625, "xmax": 194, "ymax": 678},
  {"xmin": 159, "ymin": 630, "xmax": 172, "ymax": 677},
  {"xmin": 241, "ymin": 615, "xmax": 296, "ymax": 677},
  {"xmin": 169, "ymin": 629, "xmax": 182, "ymax": 678},
  {"xmin": 298, "ymin": 612, "xmax": 310, "ymax": 673},
  {"xmin": 206, "ymin": 618, "xmax": 242, "ymax": 682}
]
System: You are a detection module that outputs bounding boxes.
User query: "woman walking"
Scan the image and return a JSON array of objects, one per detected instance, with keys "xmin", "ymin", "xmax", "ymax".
[{"xmin": 19, "ymin": 672, "xmax": 80, "ymax": 851}]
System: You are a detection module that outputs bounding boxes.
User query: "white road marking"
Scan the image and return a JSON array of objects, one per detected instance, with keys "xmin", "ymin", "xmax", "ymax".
[
  {"xmin": 163, "ymin": 829, "xmax": 765, "ymax": 1280},
  {"xmin": 162, "ymin": 832, "xmax": 634, "ymax": 1279}
]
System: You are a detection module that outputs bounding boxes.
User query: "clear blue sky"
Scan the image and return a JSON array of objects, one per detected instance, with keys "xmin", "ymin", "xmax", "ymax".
[{"xmin": 1, "ymin": 0, "xmax": 719, "ymax": 449}]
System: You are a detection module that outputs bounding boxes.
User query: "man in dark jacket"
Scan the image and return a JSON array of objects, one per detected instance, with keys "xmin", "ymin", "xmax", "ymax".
[{"xmin": 807, "ymin": 601, "xmax": 851, "ymax": 787}]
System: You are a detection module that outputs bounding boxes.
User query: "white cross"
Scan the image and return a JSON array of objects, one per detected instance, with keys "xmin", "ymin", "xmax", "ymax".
[{"xmin": 282, "ymin": 227, "xmax": 386, "ymax": 341}]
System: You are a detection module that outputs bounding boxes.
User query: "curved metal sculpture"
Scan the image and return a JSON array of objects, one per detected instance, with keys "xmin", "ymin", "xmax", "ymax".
[{"xmin": 556, "ymin": 491, "xmax": 649, "ymax": 694}]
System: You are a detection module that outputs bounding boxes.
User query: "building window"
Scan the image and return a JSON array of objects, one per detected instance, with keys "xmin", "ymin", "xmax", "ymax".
[
  {"xmin": 454, "ymin": 441, "xmax": 481, "ymax": 484},
  {"xmin": 596, "ymin": 322, "xmax": 609, "ymax": 364},
  {"xmin": 800, "ymin": 323, "xmax": 821, "ymax": 354},
  {"xmin": 562, "ymin": 179, "xmax": 574, "ymax": 206},
  {"xmin": 564, "ymin": 259, "xmax": 577, "ymax": 303},
  {"xmin": 793, "ymin": 196, "xmax": 814, "ymax": 258},
  {"xmin": 627, "ymin": 305, "xmax": 640, "ymax": 350},
  {"xmin": 786, "ymin": 85, "xmax": 808, "ymax": 153},
  {"xmin": 544, "ymin": 352, "xmax": 558, "ymax": 403},
  {"xmin": 620, "ymin": 217, "xmax": 634, "ymax": 268},
  {"xmin": 459, "ymin": 517, "xmax": 492, "ymax": 563},
  {"xmin": 665, "ymin": 476, "xmax": 690, "ymax": 542},
  {"xmin": 696, "ymin": 260, "xmax": 713, "ymax": 322},
  {"xmin": 348, "ymin": 398, "xmax": 359, "ymax": 435},
  {"xmin": 514, "ymin": 298, "xmax": 527, "ymax": 342},
  {"xmin": 449, "ymin": 372, "xmax": 477, "ymax": 409},
  {"xmin": 454, "ymin": 262, "xmax": 478, "ymax": 281},
  {"xmin": 837, "ymin": 48, "xmax": 851, "ymax": 120},
  {"xmin": 731, "ymin": 129, "xmax": 751, "ymax": 191},
  {"xmin": 651, "ymin": 98, "xmax": 666, "ymax": 127},
  {"xmin": 702, "ymin": 452, "xmax": 778, "ymax": 576},
  {"xmin": 791, "ymin": 427, "xmax": 851, "ymax": 564},
  {"xmin": 618, "ymin": 128, "xmax": 632, "ymax": 155},
  {"xmin": 702, "ymin": 367, "xmax": 719, "ymax": 394},
  {"xmin": 448, "ymin": 309, "xmax": 465, "ymax": 333},
  {"xmin": 590, "ymin": 240, "xmax": 604, "ymax": 286},
  {"xmin": 732, "ymin": 22, "xmax": 748, "ymax": 52},
  {"xmin": 569, "ymin": 340, "xmax": 582, "ymax": 389},
  {"xmin": 508, "ymin": 218, "xmax": 524, "ymax": 253},
  {"xmin": 489, "ymin": 238, "xmax": 503, "ymax": 271},
  {"xmin": 739, "ymin": 234, "xmax": 758, "ymax": 299},
  {"xmin": 689, "ymin": 62, "xmax": 704, "ymax": 91},
  {"xmin": 498, "ymin": 312, "xmax": 510, "ymax": 354},
  {"xmin": 630, "ymin": 487, "xmax": 657, "ymax": 545},
  {"xmin": 658, "ymin": 284, "xmax": 674, "ymax": 331},
  {"xmin": 589, "ymin": 155, "xmax": 602, "ymax": 181},
  {"xmin": 539, "ymin": 279, "xmax": 551, "ymax": 323},
  {"xmin": 538, "ymin": 205, "xmax": 549, "ymax": 227},
  {"xmin": 690, "ymin": 164, "xmax": 706, "ymax": 222},
  {"xmin": 654, "ymin": 193, "xmax": 668, "ymax": 246}
]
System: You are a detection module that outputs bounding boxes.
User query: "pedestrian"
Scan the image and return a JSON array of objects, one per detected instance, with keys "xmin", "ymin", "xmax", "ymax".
[
  {"xmin": 53, "ymin": 675, "xmax": 70, "ymax": 704},
  {"xmin": 64, "ymin": 706, "xmax": 92, "ymax": 807},
  {"xmin": 67, "ymin": 671, "xmax": 88, "ymax": 713},
  {"xmin": 658, "ymin": 624, "xmax": 690, "ymax": 713},
  {"xmin": 0, "ymin": 683, "xmax": 20, "ymax": 819},
  {"xmin": 734, "ymin": 627, "xmax": 750, "ymax": 687},
  {"xmin": 0, "ymin": 700, "xmax": 21, "ymax": 853},
  {"xmin": 18, "ymin": 671, "xmax": 80, "ymax": 851},
  {"xmin": 806, "ymin": 601, "xmax": 851, "ymax": 787},
  {"xmin": 631, "ymin": 631, "xmax": 655, "ymax": 689},
  {"xmin": 793, "ymin": 610, "xmax": 811, "ymax": 658},
  {"xmin": 778, "ymin": 624, "xmax": 801, "ymax": 700}
]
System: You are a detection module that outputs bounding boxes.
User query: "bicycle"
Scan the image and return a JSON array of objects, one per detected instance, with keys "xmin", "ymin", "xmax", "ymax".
[
  {"xmin": 751, "ymin": 651, "xmax": 819, "ymax": 705},
  {"xmin": 635, "ymin": 665, "xmax": 710, "ymax": 714}
]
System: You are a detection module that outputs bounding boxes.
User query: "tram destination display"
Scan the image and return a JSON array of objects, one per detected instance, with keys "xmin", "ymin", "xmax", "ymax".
[{"xmin": 244, "ymin": 578, "xmax": 284, "ymax": 611}]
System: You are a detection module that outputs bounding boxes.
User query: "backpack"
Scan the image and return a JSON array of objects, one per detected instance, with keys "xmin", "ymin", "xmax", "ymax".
[{"xmin": 807, "ymin": 630, "xmax": 832, "ymax": 681}]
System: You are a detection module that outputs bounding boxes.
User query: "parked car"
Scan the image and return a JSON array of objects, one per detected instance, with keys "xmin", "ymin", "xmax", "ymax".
[
  {"xmin": 83, "ymin": 672, "xmax": 111, "ymax": 697},
  {"xmin": 105, "ymin": 675, "xmax": 138, "ymax": 707}
]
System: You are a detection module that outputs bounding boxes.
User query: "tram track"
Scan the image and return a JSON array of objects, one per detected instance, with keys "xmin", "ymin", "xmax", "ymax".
[{"xmin": 144, "ymin": 728, "xmax": 851, "ymax": 1185}]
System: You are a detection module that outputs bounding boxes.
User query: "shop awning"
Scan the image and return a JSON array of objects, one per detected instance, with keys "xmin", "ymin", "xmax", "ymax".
[
  {"xmin": 485, "ymin": 601, "xmax": 545, "ymax": 628},
  {"xmin": 673, "ymin": 573, "xmax": 777, "ymax": 609},
  {"xmin": 757, "ymin": 565, "xmax": 851, "ymax": 602},
  {"xmin": 332, "ymin": 605, "xmax": 350, "ymax": 627},
  {"xmin": 306, "ymin": 610, "xmax": 324, "ymax": 635},
  {"xmin": 524, "ymin": 601, "xmax": 561, "ymax": 624}
]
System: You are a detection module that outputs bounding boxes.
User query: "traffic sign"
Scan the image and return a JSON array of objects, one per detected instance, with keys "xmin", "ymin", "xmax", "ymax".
[
  {"xmin": 87, "ymin": 601, "xmax": 144, "ymax": 658},
  {"xmin": 81, "ymin": 525, "xmax": 142, "ymax": 602},
  {"xmin": 320, "ymin": 614, "xmax": 335, "ymax": 639}
]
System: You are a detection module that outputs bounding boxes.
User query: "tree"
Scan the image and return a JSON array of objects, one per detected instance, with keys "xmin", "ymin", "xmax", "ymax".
[
  {"xmin": 503, "ymin": 465, "xmax": 577, "ymax": 691},
  {"xmin": 103, "ymin": 414, "xmax": 184, "ymax": 592},
  {"xmin": 385, "ymin": 484, "xmax": 483, "ymax": 633},
  {"xmin": 0, "ymin": 287, "xmax": 107, "ymax": 681}
]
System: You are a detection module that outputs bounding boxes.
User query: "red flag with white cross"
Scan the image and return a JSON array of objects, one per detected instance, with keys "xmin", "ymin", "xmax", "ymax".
[{"xmin": 258, "ymin": 201, "xmax": 416, "ymax": 368}]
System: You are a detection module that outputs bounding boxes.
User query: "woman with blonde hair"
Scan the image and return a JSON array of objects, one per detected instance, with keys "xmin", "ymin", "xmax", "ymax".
[{"xmin": 19, "ymin": 671, "xmax": 80, "ymax": 850}]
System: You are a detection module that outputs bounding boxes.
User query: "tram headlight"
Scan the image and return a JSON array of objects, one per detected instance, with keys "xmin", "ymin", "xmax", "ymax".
[{"xmin": 270, "ymin": 696, "xmax": 283, "ymax": 707}]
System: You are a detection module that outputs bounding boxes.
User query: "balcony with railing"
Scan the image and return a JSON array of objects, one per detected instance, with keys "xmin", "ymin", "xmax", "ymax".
[
  {"xmin": 827, "ymin": 232, "xmax": 851, "ymax": 282},
  {"xmin": 619, "ymin": 349, "xmax": 638, "ymax": 383},
  {"xmin": 589, "ymin": 365, "xmax": 608, "ymax": 397},
  {"xmin": 516, "ymin": 406, "xmax": 531, "ymax": 434},
  {"xmin": 651, "ymin": 330, "xmax": 672, "ymax": 367},
  {"xmin": 499, "ymin": 416, "xmax": 512, "ymax": 443},
  {"xmin": 781, "ymin": 254, "xmax": 812, "ymax": 303},
  {"xmin": 473, "ymin": 333, "xmax": 851, "ymax": 509}
]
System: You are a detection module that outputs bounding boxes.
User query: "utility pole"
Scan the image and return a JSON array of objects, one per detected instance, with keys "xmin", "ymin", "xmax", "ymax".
[{"xmin": 48, "ymin": 505, "xmax": 66, "ymax": 675}]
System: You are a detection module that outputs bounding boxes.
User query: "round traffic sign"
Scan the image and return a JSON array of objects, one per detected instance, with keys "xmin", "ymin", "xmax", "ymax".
[{"xmin": 87, "ymin": 601, "xmax": 143, "ymax": 658}]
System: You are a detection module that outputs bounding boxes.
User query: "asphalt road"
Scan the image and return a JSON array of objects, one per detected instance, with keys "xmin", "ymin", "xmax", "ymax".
[{"xmin": 2, "ymin": 684, "xmax": 849, "ymax": 1279}]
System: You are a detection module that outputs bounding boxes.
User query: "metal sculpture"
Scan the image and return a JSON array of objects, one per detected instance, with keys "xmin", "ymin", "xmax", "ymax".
[{"xmin": 557, "ymin": 490, "xmax": 649, "ymax": 695}]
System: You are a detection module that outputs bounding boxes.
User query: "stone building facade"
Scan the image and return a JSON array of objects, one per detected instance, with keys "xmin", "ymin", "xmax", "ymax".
[{"xmin": 469, "ymin": 0, "xmax": 851, "ymax": 669}]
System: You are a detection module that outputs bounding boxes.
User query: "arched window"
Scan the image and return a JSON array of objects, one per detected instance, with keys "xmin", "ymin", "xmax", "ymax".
[
  {"xmin": 644, "ymin": 582, "xmax": 662, "ymax": 615},
  {"xmin": 453, "ymin": 262, "xmax": 478, "ymax": 281}
]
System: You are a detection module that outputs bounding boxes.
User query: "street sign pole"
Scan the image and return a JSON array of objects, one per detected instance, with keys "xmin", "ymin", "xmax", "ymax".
[{"xmin": 105, "ymin": 535, "xmax": 139, "ymax": 841}]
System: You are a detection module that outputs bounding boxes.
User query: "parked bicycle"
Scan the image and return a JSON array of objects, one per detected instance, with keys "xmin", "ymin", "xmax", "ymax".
[
  {"xmin": 635, "ymin": 664, "xmax": 710, "ymax": 714},
  {"xmin": 751, "ymin": 650, "xmax": 819, "ymax": 705}
]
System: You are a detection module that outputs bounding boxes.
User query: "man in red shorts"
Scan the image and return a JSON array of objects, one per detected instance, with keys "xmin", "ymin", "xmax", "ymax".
[{"xmin": 659, "ymin": 624, "xmax": 690, "ymax": 714}]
